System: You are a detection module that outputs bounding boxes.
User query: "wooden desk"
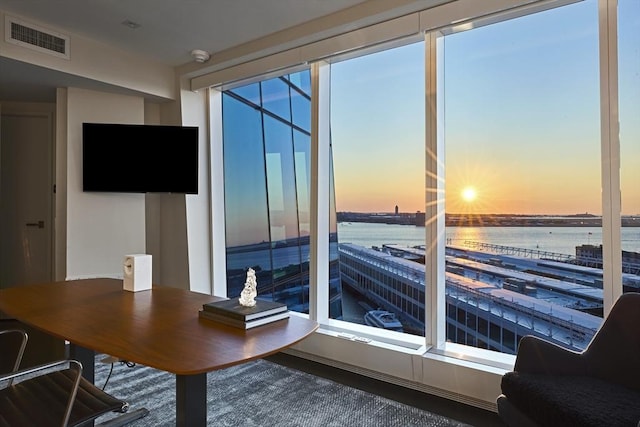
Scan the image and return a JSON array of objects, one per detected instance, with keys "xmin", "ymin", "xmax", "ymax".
[{"xmin": 0, "ymin": 278, "xmax": 318, "ymax": 426}]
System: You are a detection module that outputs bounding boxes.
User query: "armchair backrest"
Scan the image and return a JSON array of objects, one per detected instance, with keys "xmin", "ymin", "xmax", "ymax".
[{"xmin": 583, "ymin": 292, "xmax": 640, "ymax": 391}]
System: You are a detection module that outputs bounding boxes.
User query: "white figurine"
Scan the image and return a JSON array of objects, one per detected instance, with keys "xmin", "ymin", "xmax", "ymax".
[{"xmin": 238, "ymin": 267, "xmax": 258, "ymax": 307}]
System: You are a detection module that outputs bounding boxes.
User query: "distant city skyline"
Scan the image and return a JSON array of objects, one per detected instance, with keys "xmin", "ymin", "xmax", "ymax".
[
  {"xmin": 336, "ymin": 210, "xmax": 640, "ymax": 228},
  {"xmin": 337, "ymin": 209, "xmax": 621, "ymax": 217}
]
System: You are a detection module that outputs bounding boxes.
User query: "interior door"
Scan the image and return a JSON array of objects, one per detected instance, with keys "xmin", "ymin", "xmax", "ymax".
[{"xmin": 0, "ymin": 112, "xmax": 53, "ymax": 289}]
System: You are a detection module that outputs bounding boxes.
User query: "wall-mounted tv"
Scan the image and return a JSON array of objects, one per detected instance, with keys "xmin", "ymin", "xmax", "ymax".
[{"xmin": 83, "ymin": 122, "xmax": 199, "ymax": 194}]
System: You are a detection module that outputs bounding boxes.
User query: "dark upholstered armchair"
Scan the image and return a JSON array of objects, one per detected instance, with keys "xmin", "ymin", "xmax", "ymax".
[{"xmin": 497, "ymin": 292, "xmax": 640, "ymax": 427}]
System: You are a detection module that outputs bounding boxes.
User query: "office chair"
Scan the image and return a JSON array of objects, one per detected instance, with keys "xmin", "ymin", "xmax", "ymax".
[{"xmin": 0, "ymin": 329, "xmax": 147, "ymax": 427}]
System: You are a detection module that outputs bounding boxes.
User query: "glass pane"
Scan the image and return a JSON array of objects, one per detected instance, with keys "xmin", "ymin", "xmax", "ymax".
[
  {"xmin": 229, "ymin": 83, "xmax": 260, "ymax": 105},
  {"xmin": 331, "ymin": 42, "xmax": 426, "ymax": 334},
  {"xmin": 619, "ymin": 0, "xmax": 640, "ymax": 292},
  {"xmin": 261, "ymin": 78, "xmax": 292, "ymax": 122},
  {"xmin": 291, "ymin": 87, "xmax": 311, "ymax": 132},
  {"xmin": 289, "ymin": 71, "xmax": 311, "ymax": 96},
  {"xmin": 223, "ymin": 69, "xmax": 342, "ymax": 316},
  {"xmin": 263, "ymin": 115, "xmax": 304, "ymax": 308},
  {"xmin": 443, "ymin": 0, "xmax": 603, "ymax": 354},
  {"xmin": 222, "ymin": 94, "xmax": 272, "ymax": 298},
  {"xmin": 329, "ymin": 143, "xmax": 341, "ymax": 318},
  {"xmin": 294, "ymin": 130, "xmax": 311, "ymax": 267}
]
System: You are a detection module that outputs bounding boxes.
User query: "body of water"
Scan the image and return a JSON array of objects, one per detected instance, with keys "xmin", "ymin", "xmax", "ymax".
[{"xmin": 337, "ymin": 222, "xmax": 640, "ymax": 256}]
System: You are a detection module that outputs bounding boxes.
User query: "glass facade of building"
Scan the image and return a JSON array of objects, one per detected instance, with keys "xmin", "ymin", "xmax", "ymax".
[{"xmin": 222, "ymin": 70, "xmax": 342, "ymax": 318}]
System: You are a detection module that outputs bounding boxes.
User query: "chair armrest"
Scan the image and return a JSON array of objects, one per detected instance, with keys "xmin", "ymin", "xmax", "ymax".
[
  {"xmin": 0, "ymin": 359, "xmax": 83, "ymax": 426},
  {"xmin": 514, "ymin": 335, "xmax": 587, "ymax": 375},
  {"xmin": 0, "ymin": 359, "xmax": 81, "ymax": 384}
]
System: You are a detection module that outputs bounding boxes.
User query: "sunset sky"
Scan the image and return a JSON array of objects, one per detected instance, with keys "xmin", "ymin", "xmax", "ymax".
[{"xmin": 330, "ymin": 0, "xmax": 639, "ymax": 216}]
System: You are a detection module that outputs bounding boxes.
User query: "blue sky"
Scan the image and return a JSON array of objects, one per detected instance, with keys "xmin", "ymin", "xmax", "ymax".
[{"xmin": 330, "ymin": 0, "xmax": 639, "ymax": 215}]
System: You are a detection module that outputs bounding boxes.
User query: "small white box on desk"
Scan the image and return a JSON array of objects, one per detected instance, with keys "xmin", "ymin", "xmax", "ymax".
[{"xmin": 123, "ymin": 254, "xmax": 152, "ymax": 292}]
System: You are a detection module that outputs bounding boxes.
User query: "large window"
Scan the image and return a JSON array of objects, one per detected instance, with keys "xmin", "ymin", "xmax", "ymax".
[
  {"xmin": 214, "ymin": 0, "xmax": 637, "ymax": 367},
  {"xmin": 222, "ymin": 71, "xmax": 342, "ymax": 318},
  {"xmin": 330, "ymin": 42, "xmax": 426, "ymax": 335},
  {"xmin": 442, "ymin": 0, "xmax": 607, "ymax": 354}
]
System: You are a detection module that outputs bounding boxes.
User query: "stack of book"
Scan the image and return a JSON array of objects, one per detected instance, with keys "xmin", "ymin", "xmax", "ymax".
[{"xmin": 199, "ymin": 298, "xmax": 289, "ymax": 329}]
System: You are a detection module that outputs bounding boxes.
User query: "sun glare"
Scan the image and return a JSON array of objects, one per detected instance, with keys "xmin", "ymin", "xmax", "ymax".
[{"xmin": 462, "ymin": 187, "xmax": 477, "ymax": 203}]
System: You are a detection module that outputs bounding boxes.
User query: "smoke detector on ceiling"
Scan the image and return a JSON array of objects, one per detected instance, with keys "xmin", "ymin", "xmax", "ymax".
[{"xmin": 190, "ymin": 49, "xmax": 210, "ymax": 63}]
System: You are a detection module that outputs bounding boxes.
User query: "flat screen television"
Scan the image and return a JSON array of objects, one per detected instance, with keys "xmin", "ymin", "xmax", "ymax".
[{"xmin": 82, "ymin": 122, "xmax": 198, "ymax": 194}]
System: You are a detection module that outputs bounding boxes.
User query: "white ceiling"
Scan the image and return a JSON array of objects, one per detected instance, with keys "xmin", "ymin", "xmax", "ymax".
[
  {"xmin": 0, "ymin": 0, "xmax": 371, "ymax": 102},
  {"xmin": 0, "ymin": 0, "xmax": 375, "ymax": 66}
]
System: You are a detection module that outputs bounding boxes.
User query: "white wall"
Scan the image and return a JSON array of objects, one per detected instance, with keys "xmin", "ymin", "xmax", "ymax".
[
  {"xmin": 63, "ymin": 87, "xmax": 146, "ymax": 279},
  {"xmin": 137, "ymin": 91, "xmax": 212, "ymax": 292},
  {"xmin": 143, "ymin": 103, "xmax": 164, "ymax": 284},
  {"xmin": 179, "ymin": 81, "xmax": 211, "ymax": 294},
  {"xmin": 55, "ymin": 89, "xmax": 203, "ymax": 289}
]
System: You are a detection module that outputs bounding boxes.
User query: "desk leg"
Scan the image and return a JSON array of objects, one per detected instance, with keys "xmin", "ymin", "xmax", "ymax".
[
  {"xmin": 68, "ymin": 344, "xmax": 95, "ymax": 383},
  {"xmin": 176, "ymin": 373, "xmax": 207, "ymax": 427}
]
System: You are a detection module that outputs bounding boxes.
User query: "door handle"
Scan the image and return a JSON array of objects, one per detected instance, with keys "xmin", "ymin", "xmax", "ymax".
[{"xmin": 26, "ymin": 221, "xmax": 45, "ymax": 229}]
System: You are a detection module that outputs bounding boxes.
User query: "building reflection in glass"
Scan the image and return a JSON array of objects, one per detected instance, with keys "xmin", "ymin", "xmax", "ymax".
[{"xmin": 222, "ymin": 70, "xmax": 342, "ymax": 318}]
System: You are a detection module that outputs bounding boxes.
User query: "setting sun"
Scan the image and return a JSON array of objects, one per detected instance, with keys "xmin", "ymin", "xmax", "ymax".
[{"xmin": 462, "ymin": 186, "xmax": 477, "ymax": 202}]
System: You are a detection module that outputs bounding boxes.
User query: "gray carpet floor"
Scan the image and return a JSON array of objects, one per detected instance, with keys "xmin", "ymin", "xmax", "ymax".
[{"xmin": 94, "ymin": 356, "xmax": 473, "ymax": 426}]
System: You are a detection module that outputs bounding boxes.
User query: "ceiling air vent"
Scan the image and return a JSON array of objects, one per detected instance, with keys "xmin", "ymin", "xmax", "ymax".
[{"xmin": 5, "ymin": 15, "xmax": 70, "ymax": 59}]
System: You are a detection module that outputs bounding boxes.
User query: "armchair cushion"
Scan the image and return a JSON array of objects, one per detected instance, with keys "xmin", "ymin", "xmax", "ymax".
[
  {"xmin": 498, "ymin": 293, "xmax": 640, "ymax": 427},
  {"xmin": 501, "ymin": 372, "xmax": 640, "ymax": 427}
]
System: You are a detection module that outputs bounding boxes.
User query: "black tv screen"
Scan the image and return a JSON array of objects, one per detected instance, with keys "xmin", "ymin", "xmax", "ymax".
[{"xmin": 83, "ymin": 123, "xmax": 198, "ymax": 194}]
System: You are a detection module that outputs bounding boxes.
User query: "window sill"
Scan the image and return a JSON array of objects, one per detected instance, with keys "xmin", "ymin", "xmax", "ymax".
[{"xmin": 308, "ymin": 316, "xmax": 514, "ymax": 371}]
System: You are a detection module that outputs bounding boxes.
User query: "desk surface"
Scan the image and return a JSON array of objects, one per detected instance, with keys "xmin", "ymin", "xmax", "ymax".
[{"xmin": 0, "ymin": 278, "xmax": 318, "ymax": 375}]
